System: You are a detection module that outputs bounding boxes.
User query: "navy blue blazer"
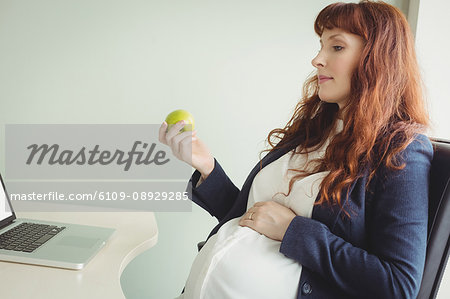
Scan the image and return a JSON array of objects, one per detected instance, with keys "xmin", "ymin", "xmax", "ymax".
[{"xmin": 188, "ymin": 134, "xmax": 433, "ymax": 298}]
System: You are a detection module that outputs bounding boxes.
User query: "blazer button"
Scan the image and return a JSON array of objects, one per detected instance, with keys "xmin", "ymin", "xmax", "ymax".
[{"xmin": 301, "ymin": 282, "xmax": 313, "ymax": 295}]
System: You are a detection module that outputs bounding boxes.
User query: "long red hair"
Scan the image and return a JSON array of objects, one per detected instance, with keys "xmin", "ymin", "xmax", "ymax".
[{"xmin": 263, "ymin": 0, "xmax": 430, "ymax": 214}]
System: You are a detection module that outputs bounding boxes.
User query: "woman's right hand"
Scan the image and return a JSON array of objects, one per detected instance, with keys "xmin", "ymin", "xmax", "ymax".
[{"xmin": 158, "ymin": 120, "xmax": 215, "ymax": 179}]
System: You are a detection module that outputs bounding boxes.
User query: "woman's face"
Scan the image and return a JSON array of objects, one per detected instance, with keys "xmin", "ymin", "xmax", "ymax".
[{"xmin": 311, "ymin": 28, "xmax": 365, "ymax": 110}]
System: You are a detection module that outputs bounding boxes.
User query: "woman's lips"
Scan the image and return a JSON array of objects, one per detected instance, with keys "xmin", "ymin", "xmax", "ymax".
[{"xmin": 318, "ymin": 75, "xmax": 333, "ymax": 84}]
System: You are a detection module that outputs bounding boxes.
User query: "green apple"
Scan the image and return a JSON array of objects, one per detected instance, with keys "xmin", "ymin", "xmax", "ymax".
[{"xmin": 165, "ymin": 109, "xmax": 195, "ymax": 132}]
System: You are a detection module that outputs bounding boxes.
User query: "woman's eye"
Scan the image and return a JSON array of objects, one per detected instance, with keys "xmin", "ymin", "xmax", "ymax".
[{"xmin": 333, "ymin": 46, "xmax": 343, "ymax": 51}]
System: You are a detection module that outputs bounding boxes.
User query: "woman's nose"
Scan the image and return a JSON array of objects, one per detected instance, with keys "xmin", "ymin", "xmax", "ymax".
[{"xmin": 311, "ymin": 52, "xmax": 324, "ymax": 68}]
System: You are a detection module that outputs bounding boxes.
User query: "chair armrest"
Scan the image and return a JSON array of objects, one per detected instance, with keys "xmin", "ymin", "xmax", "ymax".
[{"xmin": 197, "ymin": 241, "xmax": 206, "ymax": 252}]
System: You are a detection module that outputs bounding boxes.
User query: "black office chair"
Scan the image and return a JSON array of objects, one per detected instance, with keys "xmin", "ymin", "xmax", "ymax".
[
  {"xmin": 417, "ymin": 139, "xmax": 450, "ymax": 299},
  {"xmin": 196, "ymin": 139, "xmax": 450, "ymax": 298}
]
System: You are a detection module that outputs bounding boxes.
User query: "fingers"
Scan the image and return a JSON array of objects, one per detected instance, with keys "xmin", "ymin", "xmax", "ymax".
[
  {"xmin": 159, "ymin": 120, "xmax": 192, "ymax": 147},
  {"xmin": 170, "ymin": 130, "xmax": 194, "ymax": 149},
  {"xmin": 158, "ymin": 121, "xmax": 169, "ymax": 145},
  {"xmin": 167, "ymin": 133, "xmax": 188, "ymax": 160},
  {"xmin": 253, "ymin": 201, "xmax": 266, "ymax": 207},
  {"xmin": 238, "ymin": 202, "xmax": 269, "ymax": 226},
  {"xmin": 239, "ymin": 218, "xmax": 252, "ymax": 228},
  {"xmin": 239, "ymin": 215, "xmax": 253, "ymax": 228},
  {"xmin": 159, "ymin": 120, "xmax": 199, "ymax": 165},
  {"xmin": 239, "ymin": 209, "xmax": 256, "ymax": 224},
  {"xmin": 176, "ymin": 132, "xmax": 195, "ymax": 162},
  {"xmin": 239, "ymin": 210, "xmax": 260, "ymax": 234},
  {"xmin": 165, "ymin": 120, "xmax": 187, "ymax": 142}
]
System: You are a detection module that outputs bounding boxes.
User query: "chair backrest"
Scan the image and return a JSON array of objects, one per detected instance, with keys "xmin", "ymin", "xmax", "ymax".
[{"xmin": 417, "ymin": 139, "xmax": 450, "ymax": 299}]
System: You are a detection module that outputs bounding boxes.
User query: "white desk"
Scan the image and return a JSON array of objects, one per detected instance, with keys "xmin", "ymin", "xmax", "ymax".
[{"xmin": 0, "ymin": 212, "xmax": 158, "ymax": 299}]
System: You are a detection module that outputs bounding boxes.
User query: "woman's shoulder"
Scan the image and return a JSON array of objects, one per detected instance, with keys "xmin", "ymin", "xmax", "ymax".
[
  {"xmin": 381, "ymin": 133, "xmax": 433, "ymax": 172},
  {"xmin": 403, "ymin": 133, "xmax": 433, "ymax": 157},
  {"xmin": 382, "ymin": 130, "xmax": 432, "ymax": 154},
  {"xmin": 371, "ymin": 133, "xmax": 433, "ymax": 175}
]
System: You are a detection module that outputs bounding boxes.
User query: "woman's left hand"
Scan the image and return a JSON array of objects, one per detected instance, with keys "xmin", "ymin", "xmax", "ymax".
[{"xmin": 239, "ymin": 201, "xmax": 296, "ymax": 242}]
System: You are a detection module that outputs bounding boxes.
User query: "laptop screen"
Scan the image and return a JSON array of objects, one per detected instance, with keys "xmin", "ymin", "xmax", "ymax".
[{"xmin": 0, "ymin": 177, "xmax": 13, "ymax": 221}]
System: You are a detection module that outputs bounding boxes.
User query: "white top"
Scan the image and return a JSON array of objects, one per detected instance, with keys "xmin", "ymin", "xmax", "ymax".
[{"xmin": 178, "ymin": 120, "xmax": 343, "ymax": 299}]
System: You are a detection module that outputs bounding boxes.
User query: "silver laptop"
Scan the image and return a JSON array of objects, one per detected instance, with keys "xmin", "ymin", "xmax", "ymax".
[{"xmin": 0, "ymin": 173, "xmax": 115, "ymax": 270}]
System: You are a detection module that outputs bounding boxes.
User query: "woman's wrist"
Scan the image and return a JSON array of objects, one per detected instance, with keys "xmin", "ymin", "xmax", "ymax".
[{"xmin": 199, "ymin": 157, "xmax": 215, "ymax": 180}]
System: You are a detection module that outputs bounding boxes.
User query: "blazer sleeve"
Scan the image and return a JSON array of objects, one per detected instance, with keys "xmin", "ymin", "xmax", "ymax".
[
  {"xmin": 188, "ymin": 158, "xmax": 240, "ymax": 221},
  {"xmin": 279, "ymin": 135, "xmax": 433, "ymax": 298}
]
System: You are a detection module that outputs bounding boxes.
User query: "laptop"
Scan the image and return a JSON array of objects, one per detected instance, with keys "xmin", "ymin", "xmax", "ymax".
[{"xmin": 0, "ymin": 172, "xmax": 115, "ymax": 270}]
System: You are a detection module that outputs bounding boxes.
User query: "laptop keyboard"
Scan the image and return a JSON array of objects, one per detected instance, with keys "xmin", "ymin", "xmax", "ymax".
[{"xmin": 0, "ymin": 222, "xmax": 66, "ymax": 253}]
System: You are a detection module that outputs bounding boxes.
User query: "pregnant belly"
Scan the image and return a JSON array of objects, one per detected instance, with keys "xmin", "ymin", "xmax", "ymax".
[{"xmin": 184, "ymin": 218, "xmax": 302, "ymax": 299}]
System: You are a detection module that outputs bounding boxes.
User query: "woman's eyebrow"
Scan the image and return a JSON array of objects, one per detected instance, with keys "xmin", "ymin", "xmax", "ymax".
[{"xmin": 320, "ymin": 34, "xmax": 348, "ymax": 44}]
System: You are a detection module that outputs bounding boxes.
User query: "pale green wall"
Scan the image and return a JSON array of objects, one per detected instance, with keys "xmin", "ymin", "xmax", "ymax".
[{"xmin": 1, "ymin": 1, "xmax": 427, "ymax": 299}]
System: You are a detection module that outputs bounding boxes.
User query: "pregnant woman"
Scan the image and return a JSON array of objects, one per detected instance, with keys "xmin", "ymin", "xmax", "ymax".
[{"xmin": 159, "ymin": 1, "xmax": 433, "ymax": 298}]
